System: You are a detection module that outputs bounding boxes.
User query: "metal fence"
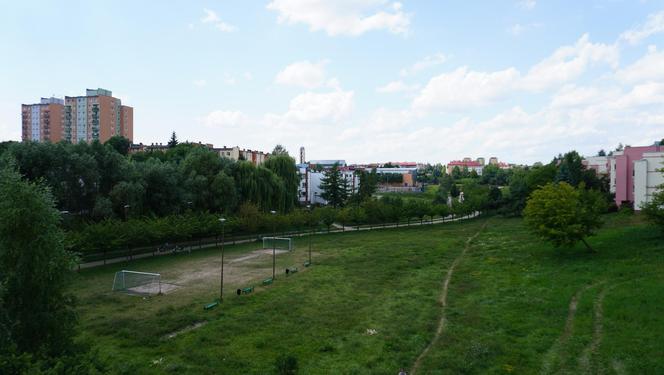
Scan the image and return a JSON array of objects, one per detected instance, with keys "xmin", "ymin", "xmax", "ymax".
[{"xmin": 77, "ymin": 212, "xmax": 482, "ymax": 269}]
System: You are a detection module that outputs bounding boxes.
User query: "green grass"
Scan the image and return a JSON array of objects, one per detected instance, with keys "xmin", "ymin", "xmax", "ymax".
[{"xmin": 72, "ymin": 214, "xmax": 663, "ymax": 374}]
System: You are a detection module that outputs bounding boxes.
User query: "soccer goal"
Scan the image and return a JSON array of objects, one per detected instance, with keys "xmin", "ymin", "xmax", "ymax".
[
  {"xmin": 262, "ymin": 237, "xmax": 293, "ymax": 251},
  {"xmin": 112, "ymin": 270, "xmax": 161, "ymax": 295}
]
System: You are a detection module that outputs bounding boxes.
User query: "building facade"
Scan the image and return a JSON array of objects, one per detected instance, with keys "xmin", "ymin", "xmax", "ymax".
[
  {"xmin": 64, "ymin": 88, "xmax": 133, "ymax": 143},
  {"xmin": 634, "ymin": 152, "xmax": 664, "ymax": 210},
  {"xmin": 214, "ymin": 146, "xmax": 269, "ymax": 165},
  {"xmin": 22, "ymin": 88, "xmax": 133, "ymax": 143},
  {"xmin": 583, "ymin": 156, "xmax": 610, "ymax": 175},
  {"xmin": 609, "ymin": 144, "xmax": 663, "ymax": 209},
  {"xmin": 21, "ymin": 97, "xmax": 64, "ymax": 142}
]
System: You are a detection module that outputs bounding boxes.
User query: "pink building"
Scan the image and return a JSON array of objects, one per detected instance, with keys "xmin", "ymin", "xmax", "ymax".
[{"xmin": 610, "ymin": 144, "xmax": 663, "ymax": 208}]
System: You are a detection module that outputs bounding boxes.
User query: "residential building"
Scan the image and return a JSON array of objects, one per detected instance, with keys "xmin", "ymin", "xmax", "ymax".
[
  {"xmin": 214, "ymin": 146, "xmax": 269, "ymax": 165},
  {"xmin": 446, "ymin": 160, "xmax": 484, "ymax": 175},
  {"xmin": 63, "ymin": 88, "xmax": 133, "ymax": 143},
  {"xmin": 634, "ymin": 152, "xmax": 664, "ymax": 209},
  {"xmin": 21, "ymin": 97, "xmax": 64, "ymax": 142},
  {"xmin": 583, "ymin": 156, "xmax": 610, "ymax": 175},
  {"xmin": 297, "ymin": 161, "xmax": 359, "ymax": 205},
  {"xmin": 609, "ymin": 144, "xmax": 663, "ymax": 209}
]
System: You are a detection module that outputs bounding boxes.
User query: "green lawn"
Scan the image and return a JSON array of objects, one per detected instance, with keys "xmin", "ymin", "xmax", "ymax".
[{"xmin": 72, "ymin": 214, "xmax": 663, "ymax": 374}]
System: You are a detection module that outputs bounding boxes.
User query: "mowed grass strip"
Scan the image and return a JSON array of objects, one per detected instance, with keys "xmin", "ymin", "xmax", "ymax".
[{"xmin": 73, "ymin": 220, "xmax": 484, "ymax": 374}]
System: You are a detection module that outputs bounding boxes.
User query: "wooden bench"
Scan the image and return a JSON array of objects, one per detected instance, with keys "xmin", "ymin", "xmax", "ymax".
[
  {"xmin": 285, "ymin": 267, "xmax": 298, "ymax": 275},
  {"xmin": 262, "ymin": 278, "xmax": 273, "ymax": 286}
]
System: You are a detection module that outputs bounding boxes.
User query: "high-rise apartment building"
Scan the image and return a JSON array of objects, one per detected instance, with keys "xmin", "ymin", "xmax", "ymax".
[
  {"xmin": 64, "ymin": 88, "xmax": 133, "ymax": 143},
  {"xmin": 21, "ymin": 97, "xmax": 65, "ymax": 142},
  {"xmin": 22, "ymin": 88, "xmax": 133, "ymax": 143}
]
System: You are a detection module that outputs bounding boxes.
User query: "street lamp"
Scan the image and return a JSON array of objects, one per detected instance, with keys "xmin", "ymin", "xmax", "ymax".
[
  {"xmin": 123, "ymin": 204, "xmax": 130, "ymax": 221},
  {"xmin": 219, "ymin": 217, "xmax": 226, "ymax": 301},
  {"xmin": 307, "ymin": 204, "xmax": 312, "ymax": 265},
  {"xmin": 270, "ymin": 210, "xmax": 277, "ymax": 279}
]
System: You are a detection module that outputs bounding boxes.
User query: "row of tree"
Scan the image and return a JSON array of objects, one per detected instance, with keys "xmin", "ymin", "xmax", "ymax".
[{"xmin": 0, "ymin": 138, "xmax": 300, "ymax": 223}]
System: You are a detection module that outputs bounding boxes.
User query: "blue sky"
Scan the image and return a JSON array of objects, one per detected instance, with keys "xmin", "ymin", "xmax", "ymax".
[{"xmin": 1, "ymin": 1, "xmax": 664, "ymax": 164}]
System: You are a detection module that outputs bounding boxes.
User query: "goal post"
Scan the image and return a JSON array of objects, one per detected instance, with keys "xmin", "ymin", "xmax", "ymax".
[
  {"xmin": 262, "ymin": 237, "xmax": 293, "ymax": 251},
  {"xmin": 112, "ymin": 270, "xmax": 162, "ymax": 296}
]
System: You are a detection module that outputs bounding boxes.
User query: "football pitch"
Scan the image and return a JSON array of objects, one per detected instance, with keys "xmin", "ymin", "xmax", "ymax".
[{"xmin": 72, "ymin": 214, "xmax": 663, "ymax": 374}]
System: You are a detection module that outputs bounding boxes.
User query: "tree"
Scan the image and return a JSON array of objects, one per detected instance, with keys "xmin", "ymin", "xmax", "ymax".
[
  {"xmin": 642, "ymin": 185, "xmax": 664, "ymax": 232},
  {"xmin": 524, "ymin": 182, "xmax": 606, "ymax": 252},
  {"xmin": 264, "ymin": 154, "xmax": 299, "ymax": 212},
  {"xmin": 271, "ymin": 144, "xmax": 289, "ymax": 156},
  {"xmin": 356, "ymin": 168, "xmax": 378, "ymax": 202},
  {"xmin": 167, "ymin": 131, "xmax": 178, "ymax": 148},
  {"xmin": 597, "ymin": 149, "xmax": 606, "ymax": 157},
  {"xmin": 555, "ymin": 151, "xmax": 584, "ymax": 187},
  {"xmin": 451, "ymin": 166, "xmax": 462, "ymax": 180},
  {"xmin": 319, "ymin": 163, "xmax": 348, "ymax": 208},
  {"xmin": 0, "ymin": 165, "xmax": 77, "ymax": 361},
  {"xmin": 105, "ymin": 136, "xmax": 131, "ymax": 156}
]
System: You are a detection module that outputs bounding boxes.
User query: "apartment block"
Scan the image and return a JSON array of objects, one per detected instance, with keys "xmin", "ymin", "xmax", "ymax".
[
  {"xmin": 609, "ymin": 144, "xmax": 663, "ymax": 209},
  {"xmin": 63, "ymin": 88, "xmax": 133, "ymax": 143},
  {"xmin": 21, "ymin": 97, "xmax": 65, "ymax": 142},
  {"xmin": 214, "ymin": 146, "xmax": 269, "ymax": 165}
]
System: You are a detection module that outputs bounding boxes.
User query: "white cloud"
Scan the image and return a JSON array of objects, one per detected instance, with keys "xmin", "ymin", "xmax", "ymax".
[
  {"xmin": 400, "ymin": 53, "xmax": 446, "ymax": 76},
  {"xmin": 193, "ymin": 79, "xmax": 207, "ymax": 87},
  {"xmin": 200, "ymin": 9, "xmax": 237, "ymax": 32},
  {"xmin": 412, "ymin": 66, "xmax": 520, "ymax": 111},
  {"xmin": 616, "ymin": 45, "xmax": 664, "ymax": 83},
  {"xmin": 202, "ymin": 110, "xmax": 249, "ymax": 128},
  {"xmin": 517, "ymin": 0, "xmax": 536, "ymax": 10},
  {"xmin": 275, "ymin": 60, "xmax": 331, "ymax": 89},
  {"xmin": 266, "ymin": 0, "xmax": 411, "ymax": 36},
  {"xmin": 265, "ymin": 89, "xmax": 354, "ymax": 127},
  {"xmin": 376, "ymin": 80, "xmax": 419, "ymax": 93},
  {"xmin": 201, "ymin": 9, "xmax": 220, "ymax": 23},
  {"xmin": 619, "ymin": 10, "xmax": 664, "ymax": 45},
  {"xmin": 519, "ymin": 34, "xmax": 619, "ymax": 91},
  {"xmin": 509, "ymin": 22, "xmax": 541, "ymax": 36}
]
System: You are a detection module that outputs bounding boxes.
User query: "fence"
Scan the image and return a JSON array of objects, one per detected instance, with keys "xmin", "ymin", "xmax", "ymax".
[{"xmin": 77, "ymin": 212, "xmax": 483, "ymax": 269}]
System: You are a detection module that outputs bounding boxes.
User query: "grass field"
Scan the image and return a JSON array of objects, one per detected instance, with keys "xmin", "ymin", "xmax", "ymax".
[{"xmin": 72, "ymin": 214, "xmax": 663, "ymax": 374}]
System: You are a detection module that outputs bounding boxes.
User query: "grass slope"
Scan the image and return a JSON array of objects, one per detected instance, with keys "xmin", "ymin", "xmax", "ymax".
[{"xmin": 72, "ymin": 214, "xmax": 663, "ymax": 374}]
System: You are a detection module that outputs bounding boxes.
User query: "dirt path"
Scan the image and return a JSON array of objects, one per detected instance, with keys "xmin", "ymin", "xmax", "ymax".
[
  {"xmin": 540, "ymin": 281, "xmax": 604, "ymax": 375},
  {"xmin": 410, "ymin": 223, "xmax": 486, "ymax": 375},
  {"xmin": 578, "ymin": 285, "xmax": 609, "ymax": 374}
]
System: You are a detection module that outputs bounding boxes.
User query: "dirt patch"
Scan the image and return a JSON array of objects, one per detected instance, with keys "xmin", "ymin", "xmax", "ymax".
[{"xmin": 165, "ymin": 248, "xmax": 297, "ymax": 292}]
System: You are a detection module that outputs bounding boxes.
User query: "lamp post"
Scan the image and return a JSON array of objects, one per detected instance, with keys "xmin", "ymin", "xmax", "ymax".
[
  {"xmin": 219, "ymin": 217, "xmax": 226, "ymax": 301},
  {"xmin": 270, "ymin": 210, "xmax": 276, "ymax": 279},
  {"xmin": 307, "ymin": 204, "xmax": 312, "ymax": 265},
  {"xmin": 123, "ymin": 204, "xmax": 130, "ymax": 221}
]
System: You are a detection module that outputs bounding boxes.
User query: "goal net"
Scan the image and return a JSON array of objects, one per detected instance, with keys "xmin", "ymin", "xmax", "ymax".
[
  {"xmin": 112, "ymin": 270, "xmax": 161, "ymax": 295},
  {"xmin": 262, "ymin": 237, "xmax": 293, "ymax": 251}
]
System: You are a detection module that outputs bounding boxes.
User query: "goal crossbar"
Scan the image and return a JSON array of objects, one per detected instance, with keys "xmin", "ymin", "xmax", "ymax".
[
  {"xmin": 112, "ymin": 270, "xmax": 162, "ymax": 296},
  {"xmin": 262, "ymin": 236, "xmax": 293, "ymax": 251}
]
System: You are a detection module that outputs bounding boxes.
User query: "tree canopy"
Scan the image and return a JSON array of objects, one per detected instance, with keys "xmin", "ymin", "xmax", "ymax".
[{"xmin": 524, "ymin": 182, "xmax": 606, "ymax": 252}]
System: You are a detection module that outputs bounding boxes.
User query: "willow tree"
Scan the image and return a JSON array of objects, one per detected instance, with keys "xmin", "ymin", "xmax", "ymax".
[
  {"xmin": 0, "ymin": 165, "xmax": 77, "ymax": 361},
  {"xmin": 264, "ymin": 154, "xmax": 299, "ymax": 212}
]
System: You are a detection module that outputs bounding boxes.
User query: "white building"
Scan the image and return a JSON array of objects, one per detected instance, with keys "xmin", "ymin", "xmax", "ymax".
[
  {"xmin": 297, "ymin": 163, "xmax": 359, "ymax": 205},
  {"xmin": 634, "ymin": 152, "xmax": 664, "ymax": 209},
  {"xmin": 583, "ymin": 156, "xmax": 609, "ymax": 175}
]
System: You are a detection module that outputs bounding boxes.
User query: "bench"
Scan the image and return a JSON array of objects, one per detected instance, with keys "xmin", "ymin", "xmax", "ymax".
[
  {"xmin": 262, "ymin": 278, "xmax": 273, "ymax": 286},
  {"xmin": 204, "ymin": 301, "xmax": 219, "ymax": 310},
  {"xmin": 285, "ymin": 267, "xmax": 298, "ymax": 275},
  {"xmin": 304, "ymin": 261, "xmax": 311, "ymax": 267},
  {"xmin": 236, "ymin": 286, "xmax": 254, "ymax": 295}
]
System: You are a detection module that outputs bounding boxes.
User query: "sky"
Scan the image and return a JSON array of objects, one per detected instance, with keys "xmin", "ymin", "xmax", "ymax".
[{"xmin": 1, "ymin": 0, "xmax": 664, "ymax": 165}]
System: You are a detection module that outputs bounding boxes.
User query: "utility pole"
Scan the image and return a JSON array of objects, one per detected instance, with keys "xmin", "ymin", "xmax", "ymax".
[{"xmin": 219, "ymin": 217, "xmax": 226, "ymax": 301}]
